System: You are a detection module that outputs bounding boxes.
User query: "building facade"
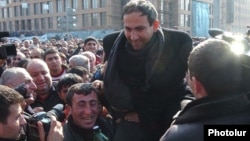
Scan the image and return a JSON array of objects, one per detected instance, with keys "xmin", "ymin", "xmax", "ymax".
[{"xmin": 0, "ymin": 0, "xmax": 249, "ymax": 38}]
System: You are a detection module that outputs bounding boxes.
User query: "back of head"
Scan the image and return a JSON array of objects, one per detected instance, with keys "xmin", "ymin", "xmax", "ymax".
[
  {"xmin": 239, "ymin": 54, "xmax": 250, "ymax": 93},
  {"xmin": 57, "ymin": 73, "xmax": 83, "ymax": 92},
  {"xmin": 69, "ymin": 55, "xmax": 90, "ymax": 71},
  {"xmin": 30, "ymin": 47, "xmax": 45, "ymax": 59},
  {"xmin": 0, "ymin": 67, "xmax": 29, "ymax": 88},
  {"xmin": 188, "ymin": 39, "xmax": 242, "ymax": 95},
  {"xmin": 122, "ymin": 0, "xmax": 158, "ymax": 26},
  {"xmin": 67, "ymin": 66, "xmax": 90, "ymax": 77},
  {"xmin": 0, "ymin": 85, "xmax": 24, "ymax": 123}
]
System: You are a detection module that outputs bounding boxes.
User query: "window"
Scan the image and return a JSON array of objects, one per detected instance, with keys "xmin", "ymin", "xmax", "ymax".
[
  {"xmin": 48, "ymin": 1, "xmax": 53, "ymax": 13},
  {"xmin": 3, "ymin": 8, "xmax": 7, "ymax": 18},
  {"xmin": 34, "ymin": 3, "xmax": 41, "ymax": 15},
  {"xmin": 27, "ymin": 19, "xmax": 32, "ymax": 30},
  {"xmin": 72, "ymin": 0, "xmax": 77, "ymax": 9},
  {"xmin": 8, "ymin": 21, "xmax": 13, "ymax": 31},
  {"xmin": 1, "ymin": 8, "xmax": 3, "ymax": 18},
  {"xmin": 41, "ymin": 18, "xmax": 46, "ymax": 29},
  {"xmin": 82, "ymin": 14, "xmax": 89, "ymax": 26},
  {"xmin": 48, "ymin": 17, "xmax": 53, "ymax": 29},
  {"xmin": 34, "ymin": 19, "xmax": 40, "ymax": 30},
  {"xmin": 91, "ymin": 13, "xmax": 98, "ymax": 26},
  {"xmin": 21, "ymin": 20, "xmax": 25, "ymax": 30},
  {"xmin": 57, "ymin": 0, "xmax": 63, "ymax": 12},
  {"xmin": 2, "ymin": 22, "xmax": 7, "ymax": 30},
  {"xmin": 100, "ymin": 12, "xmax": 106, "ymax": 26},
  {"xmin": 42, "ymin": 2, "xmax": 49, "ymax": 14},
  {"xmin": 185, "ymin": 0, "xmax": 190, "ymax": 11},
  {"xmin": 20, "ymin": 4, "xmax": 29, "ymax": 16},
  {"xmin": 7, "ymin": 7, "xmax": 10, "ymax": 18},
  {"xmin": 82, "ymin": 0, "xmax": 89, "ymax": 9},
  {"xmin": 15, "ymin": 20, "xmax": 19, "ymax": 31},
  {"xmin": 180, "ymin": 14, "xmax": 184, "ymax": 27},
  {"xmin": 180, "ymin": 0, "xmax": 184, "ymax": 10},
  {"xmin": 100, "ymin": 0, "xmax": 106, "ymax": 8},
  {"xmin": 92, "ymin": 0, "xmax": 98, "ymax": 9},
  {"xmin": 14, "ymin": 6, "xmax": 19, "ymax": 17}
]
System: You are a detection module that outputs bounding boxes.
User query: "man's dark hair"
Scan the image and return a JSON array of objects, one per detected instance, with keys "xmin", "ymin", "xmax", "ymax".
[
  {"xmin": 66, "ymin": 83, "xmax": 100, "ymax": 106},
  {"xmin": 84, "ymin": 36, "xmax": 98, "ymax": 45},
  {"xmin": 188, "ymin": 39, "xmax": 242, "ymax": 95},
  {"xmin": 57, "ymin": 73, "xmax": 83, "ymax": 93},
  {"xmin": 0, "ymin": 85, "xmax": 24, "ymax": 123},
  {"xmin": 67, "ymin": 66, "xmax": 90, "ymax": 78},
  {"xmin": 122, "ymin": 0, "xmax": 158, "ymax": 26},
  {"xmin": 43, "ymin": 48, "xmax": 59, "ymax": 60}
]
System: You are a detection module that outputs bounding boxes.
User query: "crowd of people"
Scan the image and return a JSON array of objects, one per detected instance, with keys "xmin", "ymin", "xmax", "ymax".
[{"xmin": 0, "ymin": 0, "xmax": 250, "ymax": 141}]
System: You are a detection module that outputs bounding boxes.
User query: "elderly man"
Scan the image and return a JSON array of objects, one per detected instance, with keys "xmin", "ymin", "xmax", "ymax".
[
  {"xmin": 68, "ymin": 54, "xmax": 90, "ymax": 72},
  {"xmin": 0, "ymin": 67, "xmax": 37, "ymax": 114}
]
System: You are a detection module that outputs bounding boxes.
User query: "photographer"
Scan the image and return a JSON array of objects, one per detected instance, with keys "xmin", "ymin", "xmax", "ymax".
[{"xmin": 0, "ymin": 85, "xmax": 63, "ymax": 141}]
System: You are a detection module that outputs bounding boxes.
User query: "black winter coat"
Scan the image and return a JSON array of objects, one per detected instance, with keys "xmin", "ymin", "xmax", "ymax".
[
  {"xmin": 160, "ymin": 92, "xmax": 250, "ymax": 141},
  {"xmin": 103, "ymin": 27, "xmax": 193, "ymax": 136}
]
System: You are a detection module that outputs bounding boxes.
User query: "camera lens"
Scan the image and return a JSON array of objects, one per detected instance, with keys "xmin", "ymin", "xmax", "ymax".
[{"xmin": 46, "ymin": 104, "xmax": 65, "ymax": 122}]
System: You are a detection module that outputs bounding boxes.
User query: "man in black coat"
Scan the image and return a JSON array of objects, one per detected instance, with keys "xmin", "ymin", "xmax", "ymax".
[
  {"xmin": 160, "ymin": 39, "xmax": 250, "ymax": 141},
  {"xmin": 102, "ymin": 1, "xmax": 193, "ymax": 141}
]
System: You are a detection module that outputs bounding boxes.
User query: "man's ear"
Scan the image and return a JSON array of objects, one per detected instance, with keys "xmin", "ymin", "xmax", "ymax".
[
  {"xmin": 153, "ymin": 20, "xmax": 160, "ymax": 32},
  {"xmin": 67, "ymin": 105, "xmax": 72, "ymax": 115},
  {"xmin": 192, "ymin": 77, "xmax": 207, "ymax": 98}
]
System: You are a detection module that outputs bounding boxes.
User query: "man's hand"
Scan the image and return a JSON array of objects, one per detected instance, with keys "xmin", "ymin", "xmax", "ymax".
[
  {"xmin": 33, "ymin": 107, "xmax": 44, "ymax": 113},
  {"xmin": 37, "ymin": 116, "xmax": 64, "ymax": 141},
  {"xmin": 124, "ymin": 112, "xmax": 140, "ymax": 123}
]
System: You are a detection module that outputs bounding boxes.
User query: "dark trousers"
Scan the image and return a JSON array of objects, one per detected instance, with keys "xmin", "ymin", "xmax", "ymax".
[{"xmin": 112, "ymin": 120, "xmax": 162, "ymax": 141}]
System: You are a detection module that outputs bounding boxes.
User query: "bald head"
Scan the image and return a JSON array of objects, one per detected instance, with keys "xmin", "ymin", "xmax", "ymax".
[{"xmin": 26, "ymin": 59, "xmax": 52, "ymax": 95}]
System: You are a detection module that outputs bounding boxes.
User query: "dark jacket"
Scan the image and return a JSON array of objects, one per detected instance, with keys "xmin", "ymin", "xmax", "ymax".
[
  {"xmin": 30, "ymin": 85, "xmax": 64, "ymax": 112},
  {"xmin": 63, "ymin": 116, "xmax": 113, "ymax": 141},
  {"xmin": 103, "ymin": 28, "xmax": 193, "ymax": 137},
  {"xmin": 160, "ymin": 92, "xmax": 250, "ymax": 141}
]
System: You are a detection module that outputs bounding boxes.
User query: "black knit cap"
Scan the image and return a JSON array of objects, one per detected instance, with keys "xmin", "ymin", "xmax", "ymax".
[{"xmin": 84, "ymin": 36, "xmax": 98, "ymax": 45}]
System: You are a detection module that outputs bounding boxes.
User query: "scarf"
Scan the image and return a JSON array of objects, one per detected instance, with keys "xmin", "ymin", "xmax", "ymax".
[{"xmin": 104, "ymin": 28, "xmax": 165, "ymax": 111}]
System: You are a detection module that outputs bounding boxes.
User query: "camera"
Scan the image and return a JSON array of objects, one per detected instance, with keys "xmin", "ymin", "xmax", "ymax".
[
  {"xmin": 15, "ymin": 83, "xmax": 30, "ymax": 98},
  {"xmin": 0, "ymin": 31, "xmax": 17, "ymax": 59},
  {"xmin": 0, "ymin": 44, "xmax": 17, "ymax": 59},
  {"xmin": 25, "ymin": 104, "xmax": 65, "ymax": 141}
]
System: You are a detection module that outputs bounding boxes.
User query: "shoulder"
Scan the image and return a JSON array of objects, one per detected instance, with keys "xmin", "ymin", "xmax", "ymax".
[
  {"xmin": 162, "ymin": 28, "xmax": 192, "ymax": 40},
  {"xmin": 103, "ymin": 30, "xmax": 122, "ymax": 60},
  {"xmin": 97, "ymin": 116, "xmax": 114, "ymax": 139},
  {"xmin": 160, "ymin": 124, "xmax": 203, "ymax": 141},
  {"xmin": 63, "ymin": 123, "xmax": 81, "ymax": 141},
  {"xmin": 162, "ymin": 28, "xmax": 193, "ymax": 60}
]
